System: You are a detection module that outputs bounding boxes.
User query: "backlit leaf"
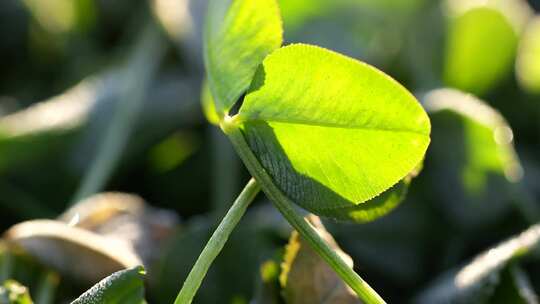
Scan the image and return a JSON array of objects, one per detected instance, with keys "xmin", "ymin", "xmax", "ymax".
[
  {"xmin": 204, "ymin": 0, "xmax": 283, "ymax": 116},
  {"xmin": 201, "ymin": 80, "xmax": 220, "ymax": 125},
  {"xmin": 236, "ymin": 44, "xmax": 430, "ymax": 217}
]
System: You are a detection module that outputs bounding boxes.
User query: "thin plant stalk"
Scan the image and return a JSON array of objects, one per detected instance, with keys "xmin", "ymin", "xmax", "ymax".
[
  {"xmin": 224, "ymin": 118, "xmax": 386, "ymax": 304},
  {"xmin": 70, "ymin": 22, "xmax": 165, "ymax": 205},
  {"xmin": 174, "ymin": 178, "xmax": 261, "ymax": 304}
]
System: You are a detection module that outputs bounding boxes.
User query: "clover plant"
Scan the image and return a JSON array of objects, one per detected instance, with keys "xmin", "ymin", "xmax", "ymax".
[{"xmin": 175, "ymin": 0, "xmax": 431, "ymax": 303}]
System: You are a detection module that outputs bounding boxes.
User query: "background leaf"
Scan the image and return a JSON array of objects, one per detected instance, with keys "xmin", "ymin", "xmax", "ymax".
[
  {"xmin": 443, "ymin": 6, "xmax": 518, "ymax": 95},
  {"xmin": 2, "ymin": 0, "xmax": 540, "ymax": 302},
  {"xmin": 422, "ymin": 88, "xmax": 524, "ymax": 227},
  {"xmin": 0, "ymin": 76, "xmax": 97, "ymax": 174},
  {"xmin": 251, "ymin": 260, "xmax": 283, "ymax": 304},
  {"xmin": 0, "ymin": 280, "xmax": 34, "ymax": 304},
  {"xmin": 490, "ymin": 266, "xmax": 539, "ymax": 304},
  {"xmin": 70, "ymin": 266, "xmax": 146, "ymax": 304},
  {"xmin": 415, "ymin": 223, "xmax": 540, "ymax": 304},
  {"xmin": 154, "ymin": 205, "xmax": 288, "ymax": 303},
  {"xmin": 280, "ymin": 215, "xmax": 360, "ymax": 304},
  {"xmin": 4, "ymin": 220, "xmax": 142, "ymax": 285},
  {"xmin": 516, "ymin": 16, "xmax": 540, "ymax": 94},
  {"xmin": 0, "ymin": 244, "xmax": 61, "ymax": 304}
]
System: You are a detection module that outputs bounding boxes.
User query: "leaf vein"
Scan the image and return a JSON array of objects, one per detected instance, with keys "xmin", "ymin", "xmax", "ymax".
[{"xmin": 241, "ymin": 116, "xmax": 429, "ymax": 136}]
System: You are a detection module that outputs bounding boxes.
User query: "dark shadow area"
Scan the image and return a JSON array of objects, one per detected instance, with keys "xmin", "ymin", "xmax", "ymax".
[
  {"xmin": 242, "ymin": 119, "xmax": 408, "ymax": 223},
  {"xmin": 424, "ymin": 110, "xmax": 517, "ymax": 230},
  {"xmin": 152, "ymin": 205, "xmax": 284, "ymax": 303}
]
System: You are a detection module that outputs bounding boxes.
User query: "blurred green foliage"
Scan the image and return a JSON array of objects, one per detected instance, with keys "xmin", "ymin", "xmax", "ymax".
[
  {"xmin": 443, "ymin": 7, "xmax": 518, "ymax": 95},
  {"xmin": 0, "ymin": 0, "xmax": 540, "ymax": 303}
]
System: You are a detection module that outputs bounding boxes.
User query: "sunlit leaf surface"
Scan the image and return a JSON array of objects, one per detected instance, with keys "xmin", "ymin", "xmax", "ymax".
[
  {"xmin": 237, "ymin": 44, "xmax": 430, "ymax": 218},
  {"xmin": 200, "ymin": 80, "xmax": 220, "ymax": 126},
  {"xmin": 204, "ymin": 0, "xmax": 282, "ymax": 116}
]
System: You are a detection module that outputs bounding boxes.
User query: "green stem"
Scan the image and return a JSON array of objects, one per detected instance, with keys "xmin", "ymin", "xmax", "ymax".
[
  {"xmin": 174, "ymin": 178, "xmax": 261, "ymax": 304},
  {"xmin": 273, "ymin": 193, "xmax": 385, "ymax": 303},
  {"xmin": 224, "ymin": 119, "xmax": 386, "ymax": 304}
]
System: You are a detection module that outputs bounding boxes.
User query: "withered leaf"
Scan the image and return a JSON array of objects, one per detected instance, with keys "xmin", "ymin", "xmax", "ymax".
[{"xmin": 280, "ymin": 215, "xmax": 362, "ymax": 304}]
